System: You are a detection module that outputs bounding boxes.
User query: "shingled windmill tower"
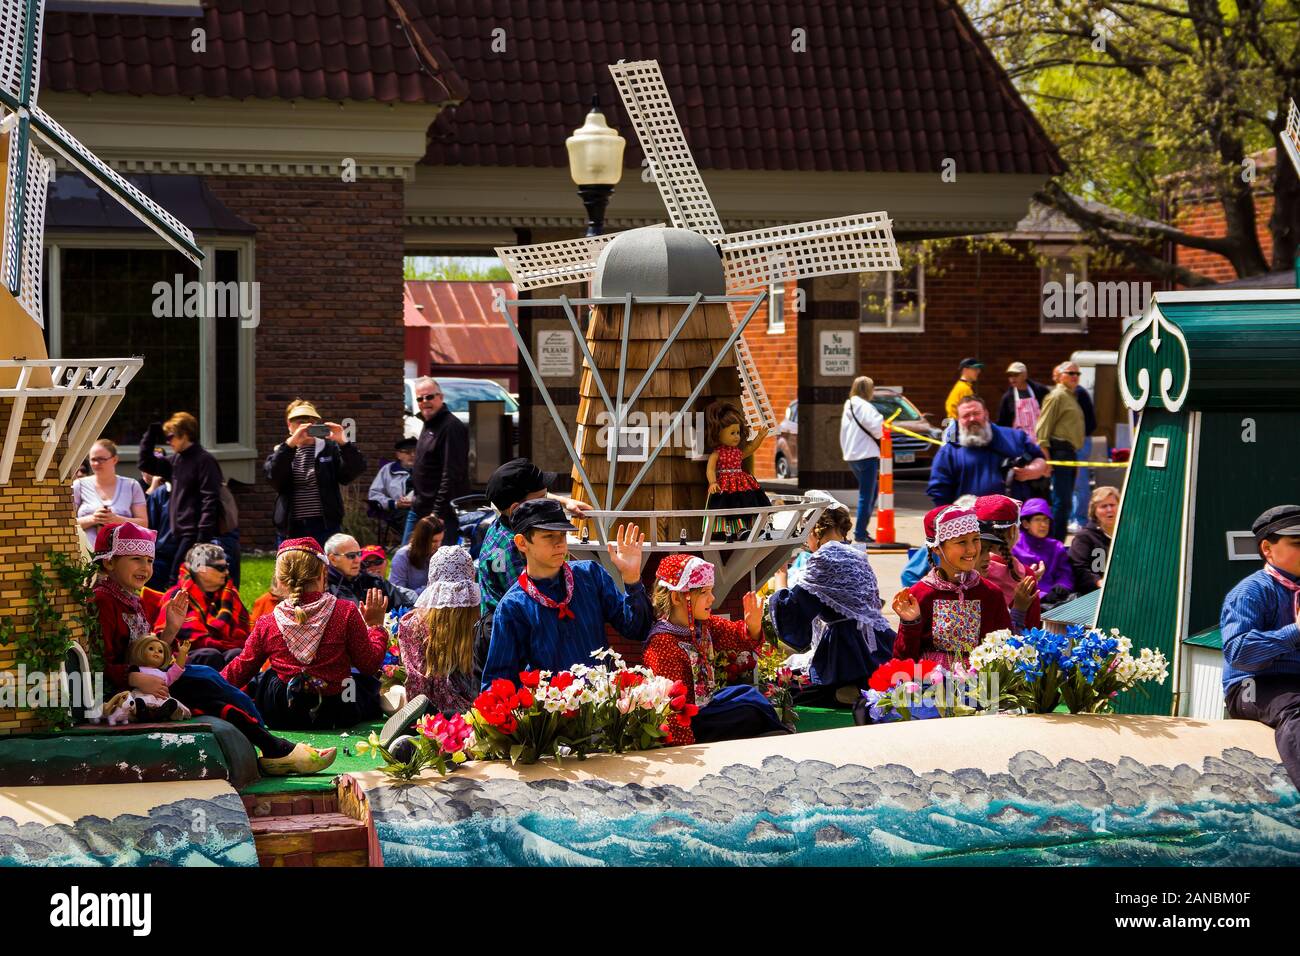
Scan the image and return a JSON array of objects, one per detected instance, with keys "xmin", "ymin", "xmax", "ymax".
[
  {"xmin": 0, "ymin": 0, "xmax": 202, "ymax": 733},
  {"xmin": 496, "ymin": 60, "xmax": 899, "ymax": 537}
]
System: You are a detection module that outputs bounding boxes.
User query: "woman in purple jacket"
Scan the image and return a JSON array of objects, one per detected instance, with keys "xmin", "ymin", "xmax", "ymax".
[{"xmin": 1012, "ymin": 498, "xmax": 1074, "ymax": 606}]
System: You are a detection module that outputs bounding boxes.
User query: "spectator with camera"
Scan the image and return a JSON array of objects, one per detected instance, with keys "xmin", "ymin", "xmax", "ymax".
[
  {"xmin": 139, "ymin": 411, "xmax": 225, "ymax": 586},
  {"xmin": 927, "ymin": 395, "xmax": 1050, "ymax": 506},
  {"xmin": 265, "ymin": 399, "xmax": 365, "ymax": 547}
]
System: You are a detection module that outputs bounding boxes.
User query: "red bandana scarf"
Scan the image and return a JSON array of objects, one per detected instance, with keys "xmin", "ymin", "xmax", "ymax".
[{"xmin": 518, "ymin": 563, "xmax": 577, "ymax": 621}]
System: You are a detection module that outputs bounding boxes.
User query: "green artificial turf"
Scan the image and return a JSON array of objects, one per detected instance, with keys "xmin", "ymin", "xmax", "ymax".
[
  {"xmin": 238, "ymin": 554, "xmax": 276, "ymax": 607},
  {"xmin": 239, "ymin": 719, "xmax": 387, "ymax": 794},
  {"xmin": 791, "ymin": 706, "xmax": 858, "ymax": 734}
]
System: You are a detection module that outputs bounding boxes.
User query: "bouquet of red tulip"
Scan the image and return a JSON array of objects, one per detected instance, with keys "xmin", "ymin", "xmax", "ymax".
[{"xmin": 466, "ymin": 650, "xmax": 697, "ymax": 765}]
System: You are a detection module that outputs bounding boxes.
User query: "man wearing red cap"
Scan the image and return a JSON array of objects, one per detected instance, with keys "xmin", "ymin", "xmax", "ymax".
[{"xmin": 891, "ymin": 505, "xmax": 1012, "ymax": 666}]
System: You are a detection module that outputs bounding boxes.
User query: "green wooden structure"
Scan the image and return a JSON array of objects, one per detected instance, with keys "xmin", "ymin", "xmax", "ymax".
[{"xmin": 1094, "ymin": 289, "xmax": 1300, "ymax": 715}]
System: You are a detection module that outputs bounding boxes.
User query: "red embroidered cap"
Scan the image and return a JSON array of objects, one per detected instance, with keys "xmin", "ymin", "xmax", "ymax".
[
  {"xmin": 923, "ymin": 505, "xmax": 980, "ymax": 549},
  {"xmin": 974, "ymin": 494, "xmax": 1022, "ymax": 529},
  {"xmin": 655, "ymin": 554, "xmax": 715, "ymax": 591},
  {"xmin": 278, "ymin": 537, "xmax": 328, "ymax": 563},
  {"xmin": 92, "ymin": 522, "xmax": 156, "ymax": 562}
]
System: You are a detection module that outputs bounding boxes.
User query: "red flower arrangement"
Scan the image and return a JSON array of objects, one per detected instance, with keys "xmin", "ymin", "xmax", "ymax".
[{"xmin": 868, "ymin": 658, "xmax": 942, "ymax": 693}]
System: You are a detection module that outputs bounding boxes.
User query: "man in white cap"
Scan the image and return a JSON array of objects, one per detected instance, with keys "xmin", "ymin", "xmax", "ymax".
[{"xmin": 996, "ymin": 361, "xmax": 1049, "ymax": 438}]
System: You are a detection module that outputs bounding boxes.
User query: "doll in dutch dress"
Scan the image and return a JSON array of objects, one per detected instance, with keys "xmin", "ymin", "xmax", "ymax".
[{"xmin": 704, "ymin": 401, "xmax": 770, "ymax": 540}]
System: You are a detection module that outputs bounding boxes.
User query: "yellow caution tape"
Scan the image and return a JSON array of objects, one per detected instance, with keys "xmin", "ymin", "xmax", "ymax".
[{"xmin": 883, "ymin": 420, "xmax": 1129, "ymax": 468}]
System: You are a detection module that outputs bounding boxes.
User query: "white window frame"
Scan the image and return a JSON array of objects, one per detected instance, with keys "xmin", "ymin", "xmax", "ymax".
[
  {"xmin": 859, "ymin": 248, "xmax": 924, "ymax": 333},
  {"xmin": 607, "ymin": 425, "xmax": 650, "ymax": 463},
  {"xmin": 1145, "ymin": 436, "xmax": 1170, "ymax": 469},
  {"xmin": 767, "ymin": 276, "xmax": 786, "ymax": 334},
  {"xmin": 1039, "ymin": 244, "xmax": 1090, "ymax": 334},
  {"xmin": 1225, "ymin": 531, "xmax": 1262, "ymax": 562},
  {"xmin": 44, "ymin": 234, "xmax": 258, "ymax": 478}
]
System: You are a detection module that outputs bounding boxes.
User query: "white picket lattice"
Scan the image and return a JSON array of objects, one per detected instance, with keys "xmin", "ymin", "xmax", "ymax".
[
  {"xmin": 730, "ymin": 328, "xmax": 776, "ymax": 431},
  {"xmin": 2, "ymin": 124, "xmax": 47, "ymax": 324},
  {"xmin": 720, "ymin": 212, "xmax": 900, "ymax": 290},
  {"xmin": 610, "ymin": 60, "xmax": 725, "ymax": 240},
  {"xmin": 0, "ymin": 0, "xmax": 40, "ymax": 105},
  {"xmin": 496, "ymin": 232, "xmax": 621, "ymax": 291},
  {"xmin": 1284, "ymin": 99, "xmax": 1300, "ymax": 177}
]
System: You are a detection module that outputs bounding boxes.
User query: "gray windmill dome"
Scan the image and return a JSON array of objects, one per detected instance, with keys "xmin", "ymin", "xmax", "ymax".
[{"xmin": 591, "ymin": 227, "xmax": 726, "ymax": 297}]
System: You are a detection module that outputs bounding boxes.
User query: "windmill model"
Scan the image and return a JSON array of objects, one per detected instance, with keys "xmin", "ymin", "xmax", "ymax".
[
  {"xmin": 0, "ymin": 0, "xmax": 201, "ymax": 734},
  {"xmin": 494, "ymin": 60, "xmax": 899, "ymax": 596},
  {"xmin": 1284, "ymin": 99, "xmax": 1300, "ymax": 179}
]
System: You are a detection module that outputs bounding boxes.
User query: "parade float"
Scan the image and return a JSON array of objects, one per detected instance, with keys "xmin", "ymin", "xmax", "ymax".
[{"xmin": 2, "ymin": 27, "xmax": 1298, "ymax": 866}]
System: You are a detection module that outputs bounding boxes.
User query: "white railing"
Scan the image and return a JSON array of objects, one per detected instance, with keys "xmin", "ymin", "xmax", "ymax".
[{"xmin": 0, "ymin": 358, "xmax": 142, "ymax": 485}]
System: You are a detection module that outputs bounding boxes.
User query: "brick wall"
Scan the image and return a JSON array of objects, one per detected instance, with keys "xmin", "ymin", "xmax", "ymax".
[
  {"xmin": 745, "ymin": 241, "xmax": 1158, "ymax": 466},
  {"xmin": 1171, "ymin": 190, "xmax": 1275, "ymax": 283},
  {"xmin": 204, "ymin": 177, "xmax": 407, "ymax": 551},
  {"xmin": 743, "ymin": 280, "xmax": 797, "ymax": 479}
]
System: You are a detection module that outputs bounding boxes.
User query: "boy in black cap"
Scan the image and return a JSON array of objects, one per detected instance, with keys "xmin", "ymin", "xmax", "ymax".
[
  {"xmin": 368, "ymin": 437, "xmax": 417, "ymax": 537},
  {"xmin": 1222, "ymin": 504, "xmax": 1300, "ymax": 787},
  {"xmin": 473, "ymin": 459, "xmax": 590, "ymax": 678},
  {"xmin": 945, "ymin": 357, "xmax": 983, "ymax": 420},
  {"xmin": 481, "ymin": 498, "xmax": 651, "ymax": 687}
]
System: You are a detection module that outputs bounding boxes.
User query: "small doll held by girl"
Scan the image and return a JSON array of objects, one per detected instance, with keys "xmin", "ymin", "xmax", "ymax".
[
  {"xmin": 126, "ymin": 635, "xmax": 194, "ymax": 721},
  {"xmin": 642, "ymin": 555, "xmax": 786, "ymax": 745},
  {"xmin": 703, "ymin": 401, "xmax": 770, "ymax": 540},
  {"xmin": 892, "ymin": 505, "xmax": 1013, "ymax": 668},
  {"xmin": 91, "ymin": 522, "xmax": 333, "ymax": 775}
]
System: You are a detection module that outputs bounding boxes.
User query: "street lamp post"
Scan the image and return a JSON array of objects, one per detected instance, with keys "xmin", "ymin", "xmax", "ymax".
[{"xmin": 566, "ymin": 95, "xmax": 626, "ymax": 237}]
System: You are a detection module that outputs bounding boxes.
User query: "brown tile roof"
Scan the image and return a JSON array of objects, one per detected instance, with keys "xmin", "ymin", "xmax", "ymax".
[
  {"xmin": 405, "ymin": 279, "xmax": 517, "ymax": 367},
  {"xmin": 40, "ymin": 0, "xmax": 467, "ymax": 104},
  {"xmin": 416, "ymin": 0, "xmax": 1062, "ymax": 175}
]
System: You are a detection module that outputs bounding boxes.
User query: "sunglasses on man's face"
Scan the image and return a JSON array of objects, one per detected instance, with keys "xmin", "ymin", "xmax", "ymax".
[
  {"xmin": 1062, "ymin": 370, "xmax": 1081, "ymax": 377},
  {"xmin": 206, "ymin": 563, "xmax": 229, "ymax": 573},
  {"xmin": 337, "ymin": 550, "xmax": 363, "ymax": 561},
  {"xmin": 417, "ymin": 393, "xmax": 442, "ymax": 402}
]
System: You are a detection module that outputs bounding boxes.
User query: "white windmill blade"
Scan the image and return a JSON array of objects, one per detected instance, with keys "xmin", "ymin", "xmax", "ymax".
[
  {"xmin": 609, "ymin": 60, "xmax": 725, "ymax": 241},
  {"xmin": 1, "ymin": 125, "xmax": 47, "ymax": 325},
  {"xmin": 495, "ymin": 225, "xmax": 665, "ymax": 291},
  {"xmin": 1284, "ymin": 99, "xmax": 1300, "ymax": 177},
  {"xmin": 719, "ymin": 212, "xmax": 900, "ymax": 290},
  {"xmin": 29, "ymin": 105, "xmax": 202, "ymax": 266},
  {"xmin": 0, "ymin": 0, "xmax": 42, "ymax": 107}
]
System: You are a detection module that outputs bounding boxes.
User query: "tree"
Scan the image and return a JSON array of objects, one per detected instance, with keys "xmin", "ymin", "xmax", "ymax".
[
  {"xmin": 970, "ymin": 0, "xmax": 1300, "ymax": 284},
  {"xmin": 404, "ymin": 256, "xmax": 511, "ymax": 281}
]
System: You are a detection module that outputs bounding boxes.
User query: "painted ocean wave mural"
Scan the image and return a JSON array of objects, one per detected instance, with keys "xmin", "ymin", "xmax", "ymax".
[
  {"xmin": 0, "ymin": 793, "xmax": 257, "ymax": 867},
  {"xmin": 364, "ymin": 748, "xmax": 1300, "ymax": 866}
]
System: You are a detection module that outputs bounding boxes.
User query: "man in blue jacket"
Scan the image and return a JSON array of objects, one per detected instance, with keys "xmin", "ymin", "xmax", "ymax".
[
  {"xmin": 926, "ymin": 396, "xmax": 1049, "ymax": 506},
  {"xmin": 1223, "ymin": 504, "xmax": 1300, "ymax": 789}
]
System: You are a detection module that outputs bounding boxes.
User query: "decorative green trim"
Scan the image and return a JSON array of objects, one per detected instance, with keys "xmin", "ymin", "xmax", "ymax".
[{"xmin": 1119, "ymin": 302, "xmax": 1192, "ymax": 413}]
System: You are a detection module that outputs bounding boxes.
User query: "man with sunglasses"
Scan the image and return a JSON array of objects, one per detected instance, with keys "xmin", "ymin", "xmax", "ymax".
[
  {"xmin": 1032, "ymin": 361, "xmax": 1087, "ymax": 541},
  {"xmin": 324, "ymin": 533, "xmax": 418, "ymax": 613},
  {"xmin": 139, "ymin": 411, "xmax": 226, "ymax": 586},
  {"xmin": 406, "ymin": 377, "xmax": 469, "ymax": 547},
  {"xmin": 153, "ymin": 542, "xmax": 250, "ymax": 669}
]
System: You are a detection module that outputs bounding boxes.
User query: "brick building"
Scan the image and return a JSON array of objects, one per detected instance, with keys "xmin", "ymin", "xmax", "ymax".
[
  {"xmin": 42, "ymin": 0, "xmax": 1071, "ymax": 543},
  {"xmin": 744, "ymin": 204, "xmax": 1166, "ymax": 479}
]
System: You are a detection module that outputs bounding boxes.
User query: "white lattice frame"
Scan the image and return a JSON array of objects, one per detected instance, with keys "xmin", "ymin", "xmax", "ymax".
[
  {"xmin": 495, "ymin": 232, "xmax": 622, "ymax": 291},
  {"xmin": 720, "ymin": 212, "xmax": 900, "ymax": 289},
  {"xmin": 1284, "ymin": 99, "xmax": 1300, "ymax": 177},
  {"xmin": 609, "ymin": 60, "xmax": 725, "ymax": 240},
  {"xmin": 2, "ymin": 119, "xmax": 47, "ymax": 324},
  {"xmin": 0, "ymin": 0, "xmax": 41, "ymax": 104},
  {"xmin": 0, "ymin": 358, "xmax": 142, "ymax": 485}
]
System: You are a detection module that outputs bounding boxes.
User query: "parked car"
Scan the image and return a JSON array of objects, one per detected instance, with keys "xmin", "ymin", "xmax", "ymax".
[
  {"xmin": 773, "ymin": 388, "xmax": 942, "ymax": 478},
  {"xmin": 404, "ymin": 377, "xmax": 520, "ymax": 443}
]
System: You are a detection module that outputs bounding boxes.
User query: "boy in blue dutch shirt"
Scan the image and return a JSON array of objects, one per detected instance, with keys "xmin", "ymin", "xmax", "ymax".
[
  {"xmin": 482, "ymin": 498, "xmax": 652, "ymax": 686},
  {"xmin": 1222, "ymin": 504, "xmax": 1300, "ymax": 788}
]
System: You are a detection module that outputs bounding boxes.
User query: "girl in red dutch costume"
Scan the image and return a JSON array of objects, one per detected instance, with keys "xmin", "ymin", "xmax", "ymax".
[
  {"xmin": 92, "ymin": 522, "xmax": 333, "ymax": 775},
  {"xmin": 891, "ymin": 505, "xmax": 1012, "ymax": 668},
  {"xmin": 223, "ymin": 537, "xmax": 389, "ymax": 729},
  {"xmin": 704, "ymin": 401, "xmax": 770, "ymax": 539},
  {"xmin": 642, "ymin": 554, "xmax": 786, "ymax": 745}
]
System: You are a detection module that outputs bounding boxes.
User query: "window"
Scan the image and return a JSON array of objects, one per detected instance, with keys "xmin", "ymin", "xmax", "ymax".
[
  {"xmin": 1040, "ymin": 247, "xmax": 1089, "ymax": 333},
  {"xmin": 860, "ymin": 244, "xmax": 924, "ymax": 332},
  {"xmin": 1226, "ymin": 531, "xmax": 1262, "ymax": 562},
  {"xmin": 1145, "ymin": 436, "xmax": 1170, "ymax": 469},
  {"xmin": 608, "ymin": 425, "xmax": 649, "ymax": 462},
  {"xmin": 767, "ymin": 277, "xmax": 786, "ymax": 334},
  {"xmin": 43, "ymin": 236, "xmax": 257, "ymax": 476}
]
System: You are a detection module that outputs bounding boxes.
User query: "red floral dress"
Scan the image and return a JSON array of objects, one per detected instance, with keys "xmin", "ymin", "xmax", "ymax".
[
  {"xmin": 643, "ymin": 615, "xmax": 763, "ymax": 745},
  {"xmin": 706, "ymin": 445, "xmax": 769, "ymax": 535}
]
